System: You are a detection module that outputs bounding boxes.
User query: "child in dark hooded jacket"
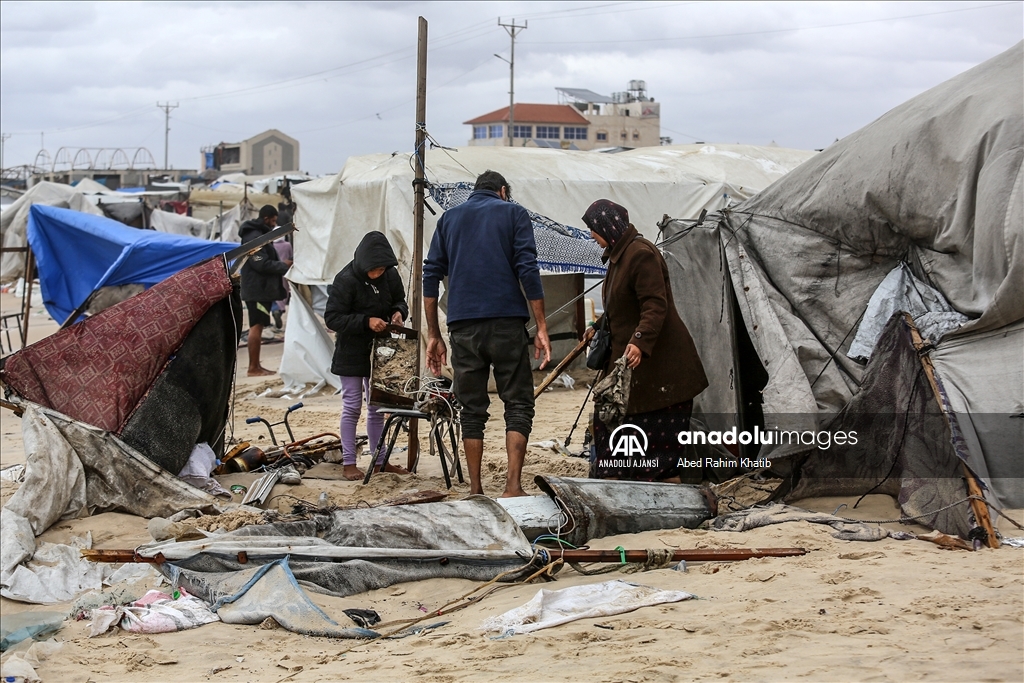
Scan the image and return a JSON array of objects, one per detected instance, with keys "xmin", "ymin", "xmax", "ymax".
[{"xmin": 324, "ymin": 232, "xmax": 409, "ymax": 480}]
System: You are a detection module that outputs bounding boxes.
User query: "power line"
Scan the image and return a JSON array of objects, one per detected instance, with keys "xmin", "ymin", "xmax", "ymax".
[{"xmin": 521, "ymin": 1, "xmax": 1017, "ymax": 45}]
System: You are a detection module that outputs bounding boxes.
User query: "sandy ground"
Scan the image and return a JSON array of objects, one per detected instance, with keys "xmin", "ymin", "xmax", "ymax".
[{"xmin": 1, "ymin": 292, "xmax": 1022, "ymax": 682}]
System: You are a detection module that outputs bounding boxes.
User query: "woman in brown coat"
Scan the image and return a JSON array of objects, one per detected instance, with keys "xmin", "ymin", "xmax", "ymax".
[{"xmin": 583, "ymin": 199, "xmax": 708, "ymax": 482}]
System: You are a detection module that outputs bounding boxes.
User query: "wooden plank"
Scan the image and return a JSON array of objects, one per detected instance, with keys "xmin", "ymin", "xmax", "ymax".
[{"xmin": 905, "ymin": 313, "xmax": 999, "ymax": 549}]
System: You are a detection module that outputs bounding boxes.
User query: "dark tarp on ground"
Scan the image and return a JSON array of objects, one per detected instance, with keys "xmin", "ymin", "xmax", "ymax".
[{"xmin": 147, "ymin": 497, "xmax": 539, "ymax": 599}]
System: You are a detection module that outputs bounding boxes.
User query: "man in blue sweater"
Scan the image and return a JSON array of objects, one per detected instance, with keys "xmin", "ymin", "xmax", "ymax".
[{"xmin": 423, "ymin": 171, "xmax": 550, "ymax": 498}]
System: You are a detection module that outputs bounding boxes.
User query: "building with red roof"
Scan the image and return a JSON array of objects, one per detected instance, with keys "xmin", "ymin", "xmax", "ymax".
[{"xmin": 464, "ymin": 82, "xmax": 663, "ymax": 151}]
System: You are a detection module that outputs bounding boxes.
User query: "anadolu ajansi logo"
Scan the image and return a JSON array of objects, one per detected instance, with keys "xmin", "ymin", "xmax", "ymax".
[{"xmin": 609, "ymin": 423, "xmax": 648, "ymax": 458}]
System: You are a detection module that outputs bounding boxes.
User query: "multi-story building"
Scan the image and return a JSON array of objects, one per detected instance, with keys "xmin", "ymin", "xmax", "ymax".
[
  {"xmin": 464, "ymin": 81, "xmax": 662, "ymax": 151},
  {"xmin": 201, "ymin": 129, "xmax": 300, "ymax": 175}
]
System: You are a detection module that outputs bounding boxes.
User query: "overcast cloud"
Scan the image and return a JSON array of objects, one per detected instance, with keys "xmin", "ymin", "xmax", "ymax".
[{"xmin": 1, "ymin": 1, "xmax": 1020, "ymax": 174}]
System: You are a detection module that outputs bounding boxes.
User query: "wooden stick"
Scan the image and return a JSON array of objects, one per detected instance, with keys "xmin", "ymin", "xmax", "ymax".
[
  {"xmin": 549, "ymin": 547, "xmax": 806, "ymax": 563},
  {"xmin": 534, "ymin": 331, "xmax": 592, "ymax": 398},
  {"xmin": 905, "ymin": 313, "xmax": 999, "ymax": 549}
]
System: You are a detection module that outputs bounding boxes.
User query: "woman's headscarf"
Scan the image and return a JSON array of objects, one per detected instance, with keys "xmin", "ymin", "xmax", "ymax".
[{"xmin": 582, "ymin": 199, "xmax": 630, "ymax": 247}]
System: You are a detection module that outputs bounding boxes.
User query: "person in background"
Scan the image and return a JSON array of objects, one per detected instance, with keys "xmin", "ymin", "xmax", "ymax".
[
  {"xmin": 582, "ymin": 199, "xmax": 708, "ymax": 483},
  {"xmin": 239, "ymin": 205, "xmax": 291, "ymax": 376},
  {"xmin": 423, "ymin": 170, "xmax": 551, "ymax": 498},
  {"xmin": 325, "ymin": 232, "xmax": 410, "ymax": 480},
  {"xmin": 271, "ymin": 237, "xmax": 293, "ymax": 329}
]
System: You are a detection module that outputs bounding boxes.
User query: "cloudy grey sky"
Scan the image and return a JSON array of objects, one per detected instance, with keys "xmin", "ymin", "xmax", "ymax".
[{"xmin": 1, "ymin": 1, "xmax": 1020, "ymax": 174}]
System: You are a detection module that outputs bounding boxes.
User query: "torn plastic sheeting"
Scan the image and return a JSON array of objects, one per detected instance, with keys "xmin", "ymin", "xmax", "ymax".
[
  {"xmin": 0, "ymin": 403, "xmax": 220, "ymax": 601},
  {"xmin": 155, "ymin": 497, "xmax": 539, "ymax": 599},
  {"xmin": 534, "ymin": 476, "xmax": 713, "ymax": 547},
  {"xmin": 481, "ymin": 580, "xmax": 695, "ymax": 635},
  {"xmin": 849, "ymin": 263, "xmax": 968, "ymax": 361},
  {"xmin": 1, "ymin": 535, "xmax": 114, "ymax": 605},
  {"xmin": 0, "ymin": 612, "xmax": 64, "ymax": 652},
  {"xmin": 139, "ymin": 496, "xmax": 533, "ymax": 562},
  {"xmin": 710, "ymin": 503, "xmax": 890, "ymax": 542},
  {"xmin": 279, "ymin": 280, "xmax": 342, "ymax": 394},
  {"xmin": 4, "ymin": 402, "xmax": 221, "ymax": 525},
  {"xmin": 211, "ymin": 559, "xmax": 377, "ymax": 639},
  {"xmin": 88, "ymin": 588, "xmax": 218, "ymax": 637}
]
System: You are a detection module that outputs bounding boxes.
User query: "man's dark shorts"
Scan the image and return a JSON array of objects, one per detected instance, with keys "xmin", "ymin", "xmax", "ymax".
[
  {"xmin": 246, "ymin": 300, "xmax": 273, "ymax": 328},
  {"xmin": 448, "ymin": 317, "xmax": 535, "ymax": 440}
]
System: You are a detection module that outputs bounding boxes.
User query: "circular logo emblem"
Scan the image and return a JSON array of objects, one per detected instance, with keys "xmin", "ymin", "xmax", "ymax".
[{"xmin": 608, "ymin": 423, "xmax": 649, "ymax": 458}]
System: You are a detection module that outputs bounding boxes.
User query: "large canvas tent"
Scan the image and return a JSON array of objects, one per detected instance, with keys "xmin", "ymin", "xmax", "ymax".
[
  {"xmin": 280, "ymin": 144, "xmax": 815, "ymax": 392},
  {"xmin": 661, "ymin": 42, "xmax": 1022, "ymax": 538}
]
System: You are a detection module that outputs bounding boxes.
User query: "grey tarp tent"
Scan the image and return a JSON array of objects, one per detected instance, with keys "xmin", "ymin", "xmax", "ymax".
[{"xmin": 660, "ymin": 42, "xmax": 1022, "ymax": 538}]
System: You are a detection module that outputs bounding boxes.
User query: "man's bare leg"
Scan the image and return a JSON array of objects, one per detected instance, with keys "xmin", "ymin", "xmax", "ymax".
[
  {"xmin": 464, "ymin": 438, "xmax": 484, "ymax": 495},
  {"xmin": 501, "ymin": 431, "xmax": 528, "ymax": 498},
  {"xmin": 247, "ymin": 324, "xmax": 274, "ymax": 376}
]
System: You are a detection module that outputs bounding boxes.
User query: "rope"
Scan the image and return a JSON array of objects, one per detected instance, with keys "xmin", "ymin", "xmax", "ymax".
[{"xmin": 331, "ymin": 552, "xmax": 561, "ymax": 658}]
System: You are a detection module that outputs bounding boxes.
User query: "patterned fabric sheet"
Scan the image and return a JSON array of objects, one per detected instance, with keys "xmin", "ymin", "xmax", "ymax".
[
  {"xmin": 428, "ymin": 183, "xmax": 606, "ymax": 275},
  {"xmin": 2, "ymin": 257, "xmax": 233, "ymax": 433}
]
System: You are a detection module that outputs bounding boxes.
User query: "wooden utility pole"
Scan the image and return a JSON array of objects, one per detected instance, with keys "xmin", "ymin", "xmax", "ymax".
[
  {"xmin": 407, "ymin": 16, "xmax": 429, "ymax": 470},
  {"xmin": 156, "ymin": 102, "xmax": 179, "ymax": 169},
  {"xmin": 498, "ymin": 18, "xmax": 526, "ymax": 147}
]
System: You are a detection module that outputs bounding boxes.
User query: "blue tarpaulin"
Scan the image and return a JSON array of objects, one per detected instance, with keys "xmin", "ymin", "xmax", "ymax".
[{"xmin": 27, "ymin": 204, "xmax": 238, "ymax": 323}]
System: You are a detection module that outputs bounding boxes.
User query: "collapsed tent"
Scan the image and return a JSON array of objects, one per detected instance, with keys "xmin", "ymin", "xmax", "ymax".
[
  {"xmin": 27, "ymin": 204, "xmax": 237, "ymax": 324},
  {"xmin": 659, "ymin": 42, "xmax": 1023, "ymax": 538},
  {"xmin": 280, "ymin": 144, "xmax": 814, "ymax": 391},
  {"xmin": 0, "ymin": 182, "xmax": 105, "ymax": 282},
  {"xmin": 1, "ymin": 256, "xmax": 242, "ymax": 473}
]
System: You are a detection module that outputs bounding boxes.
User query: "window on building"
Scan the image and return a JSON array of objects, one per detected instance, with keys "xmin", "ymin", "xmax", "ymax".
[
  {"xmin": 596, "ymin": 131, "xmax": 608, "ymax": 142},
  {"xmin": 473, "ymin": 126, "xmax": 487, "ymax": 140},
  {"xmin": 536, "ymin": 126, "xmax": 559, "ymax": 139},
  {"xmin": 489, "ymin": 124, "xmax": 503, "ymax": 138},
  {"xmin": 632, "ymin": 130, "xmax": 640, "ymax": 141},
  {"xmin": 513, "ymin": 125, "xmax": 532, "ymax": 139},
  {"xmin": 564, "ymin": 127, "xmax": 588, "ymax": 140},
  {"xmin": 620, "ymin": 131, "xmax": 628, "ymax": 140}
]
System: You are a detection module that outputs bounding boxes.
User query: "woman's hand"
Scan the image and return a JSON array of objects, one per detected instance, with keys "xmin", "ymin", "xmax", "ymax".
[
  {"xmin": 368, "ymin": 317, "xmax": 388, "ymax": 333},
  {"xmin": 624, "ymin": 343, "xmax": 642, "ymax": 369},
  {"xmin": 391, "ymin": 311, "xmax": 404, "ymax": 326}
]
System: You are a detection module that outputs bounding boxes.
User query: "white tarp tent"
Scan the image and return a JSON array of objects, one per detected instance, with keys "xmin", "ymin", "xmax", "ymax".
[
  {"xmin": 0, "ymin": 182, "xmax": 105, "ymax": 282},
  {"xmin": 289, "ymin": 144, "xmax": 816, "ymax": 286},
  {"xmin": 281, "ymin": 144, "xmax": 814, "ymax": 392}
]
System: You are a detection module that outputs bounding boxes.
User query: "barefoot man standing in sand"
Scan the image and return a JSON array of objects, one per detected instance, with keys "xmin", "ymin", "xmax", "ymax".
[
  {"xmin": 240, "ymin": 205, "xmax": 292, "ymax": 376},
  {"xmin": 423, "ymin": 170, "xmax": 550, "ymax": 498}
]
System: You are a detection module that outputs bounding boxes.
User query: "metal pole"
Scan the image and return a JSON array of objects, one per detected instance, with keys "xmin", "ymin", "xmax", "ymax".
[
  {"xmin": 0, "ymin": 133, "xmax": 10, "ymax": 175},
  {"xmin": 408, "ymin": 16, "xmax": 429, "ymax": 470},
  {"xmin": 498, "ymin": 19, "xmax": 526, "ymax": 147}
]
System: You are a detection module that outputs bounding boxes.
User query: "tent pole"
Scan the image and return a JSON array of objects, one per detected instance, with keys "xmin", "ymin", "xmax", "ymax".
[
  {"xmin": 905, "ymin": 313, "xmax": 999, "ymax": 549},
  {"xmin": 407, "ymin": 15, "xmax": 429, "ymax": 471}
]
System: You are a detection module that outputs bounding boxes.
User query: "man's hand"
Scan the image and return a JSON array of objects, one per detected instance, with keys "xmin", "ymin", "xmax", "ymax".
[
  {"xmin": 427, "ymin": 336, "xmax": 447, "ymax": 376},
  {"xmin": 624, "ymin": 343, "xmax": 642, "ymax": 369},
  {"xmin": 534, "ymin": 329, "xmax": 551, "ymax": 370},
  {"xmin": 391, "ymin": 311, "xmax": 404, "ymax": 326},
  {"xmin": 584, "ymin": 326, "xmax": 596, "ymax": 342},
  {"xmin": 368, "ymin": 317, "xmax": 388, "ymax": 333}
]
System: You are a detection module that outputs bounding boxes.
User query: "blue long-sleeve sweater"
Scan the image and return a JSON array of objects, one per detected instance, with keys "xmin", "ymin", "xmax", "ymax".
[{"xmin": 423, "ymin": 189, "xmax": 544, "ymax": 324}]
